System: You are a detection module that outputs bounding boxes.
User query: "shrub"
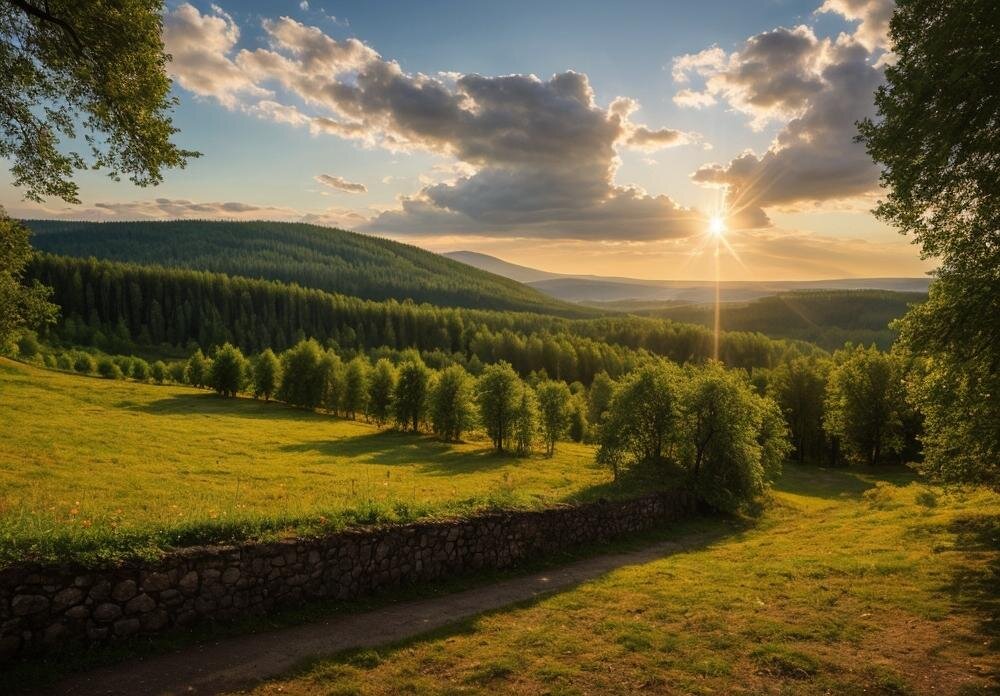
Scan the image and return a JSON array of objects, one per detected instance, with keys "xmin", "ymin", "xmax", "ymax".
[
  {"xmin": 16, "ymin": 332, "xmax": 40, "ymax": 358},
  {"xmin": 209, "ymin": 343, "xmax": 248, "ymax": 397},
  {"xmin": 150, "ymin": 360, "xmax": 167, "ymax": 384},
  {"xmin": 167, "ymin": 360, "xmax": 186, "ymax": 384},
  {"xmin": 185, "ymin": 349, "xmax": 209, "ymax": 388},
  {"xmin": 96, "ymin": 357, "xmax": 123, "ymax": 379},
  {"xmin": 130, "ymin": 358, "xmax": 151, "ymax": 382},
  {"xmin": 55, "ymin": 353, "xmax": 73, "ymax": 371},
  {"xmin": 72, "ymin": 352, "xmax": 95, "ymax": 374}
]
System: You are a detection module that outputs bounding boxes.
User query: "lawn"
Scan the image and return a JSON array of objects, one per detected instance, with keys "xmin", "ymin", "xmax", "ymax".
[
  {"xmin": 0, "ymin": 359, "xmax": 627, "ymax": 565},
  {"xmin": 239, "ymin": 466, "xmax": 1000, "ymax": 695}
]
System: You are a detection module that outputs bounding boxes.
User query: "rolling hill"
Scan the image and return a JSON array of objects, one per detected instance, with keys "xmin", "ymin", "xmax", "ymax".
[{"xmin": 25, "ymin": 220, "xmax": 593, "ymax": 317}]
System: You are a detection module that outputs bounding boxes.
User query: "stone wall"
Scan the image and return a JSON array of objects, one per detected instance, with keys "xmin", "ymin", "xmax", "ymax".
[{"xmin": 0, "ymin": 490, "xmax": 698, "ymax": 661}]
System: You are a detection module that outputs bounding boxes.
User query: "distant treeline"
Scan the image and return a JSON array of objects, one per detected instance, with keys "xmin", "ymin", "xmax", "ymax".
[
  {"xmin": 25, "ymin": 219, "xmax": 592, "ymax": 317},
  {"xmin": 638, "ymin": 290, "xmax": 926, "ymax": 350},
  {"xmin": 27, "ymin": 254, "xmax": 820, "ymax": 383}
]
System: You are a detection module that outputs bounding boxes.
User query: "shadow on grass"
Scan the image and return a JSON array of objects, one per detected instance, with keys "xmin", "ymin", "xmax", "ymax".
[
  {"xmin": 773, "ymin": 462, "xmax": 917, "ymax": 501},
  {"xmin": 943, "ymin": 513, "xmax": 1000, "ymax": 651},
  {"xmin": 121, "ymin": 391, "xmax": 338, "ymax": 422}
]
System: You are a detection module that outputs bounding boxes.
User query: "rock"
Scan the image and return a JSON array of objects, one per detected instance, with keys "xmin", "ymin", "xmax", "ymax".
[
  {"xmin": 221, "ymin": 567, "xmax": 240, "ymax": 585},
  {"xmin": 178, "ymin": 571, "xmax": 199, "ymax": 594},
  {"xmin": 65, "ymin": 605, "xmax": 90, "ymax": 620},
  {"xmin": 113, "ymin": 618, "xmax": 140, "ymax": 637},
  {"xmin": 53, "ymin": 587, "xmax": 84, "ymax": 610},
  {"xmin": 92, "ymin": 603, "xmax": 122, "ymax": 623},
  {"xmin": 88, "ymin": 580, "xmax": 111, "ymax": 601},
  {"xmin": 141, "ymin": 572, "xmax": 171, "ymax": 593},
  {"xmin": 125, "ymin": 593, "xmax": 156, "ymax": 614},
  {"xmin": 140, "ymin": 609, "xmax": 169, "ymax": 632},
  {"xmin": 111, "ymin": 580, "xmax": 137, "ymax": 602},
  {"xmin": 11, "ymin": 595, "xmax": 49, "ymax": 616}
]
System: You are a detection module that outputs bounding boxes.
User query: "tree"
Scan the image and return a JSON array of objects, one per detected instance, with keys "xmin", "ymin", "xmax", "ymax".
[
  {"xmin": 130, "ymin": 357, "xmax": 151, "ymax": 382},
  {"xmin": 209, "ymin": 343, "xmax": 247, "ymax": 397},
  {"xmin": 597, "ymin": 363, "xmax": 682, "ymax": 479},
  {"xmin": 824, "ymin": 346, "xmax": 908, "ymax": 467},
  {"xmin": 150, "ymin": 360, "xmax": 167, "ymax": 384},
  {"xmin": 536, "ymin": 380, "xmax": 571, "ymax": 456},
  {"xmin": 367, "ymin": 358, "xmax": 397, "ymax": 427},
  {"xmin": 72, "ymin": 352, "xmax": 94, "ymax": 374},
  {"xmin": 167, "ymin": 360, "xmax": 186, "ymax": 384},
  {"xmin": 320, "ymin": 351, "xmax": 346, "ymax": 414},
  {"xmin": 587, "ymin": 371, "xmax": 615, "ymax": 426},
  {"xmin": 428, "ymin": 364, "xmax": 475, "ymax": 442},
  {"xmin": 513, "ymin": 384, "xmax": 538, "ymax": 456},
  {"xmin": 342, "ymin": 356, "xmax": 370, "ymax": 419},
  {"xmin": 394, "ymin": 359, "xmax": 430, "ymax": 432},
  {"xmin": 0, "ymin": 1, "xmax": 197, "ymax": 203},
  {"xmin": 96, "ymin": 356, "xmax": 122, "ymax": 379},
  {"xmin": 476, "ymin": 361, "xmax": 521, "ymax": 452},
  {"xmin": 767, "ymin": 357, "xmax": 829, "ymax": 464},
  {"xmin": 1, "ymin": 213, "xmax": 56, "ymax": 351},
  {"xmin": 681, "ymin": 363, "xmax": 790, "ymax": 513},
  {"xmin": 16, "ymin": 331, "xmax": 40, "ymax": 358},
  {"xmin": 251, "ymin": 348, "xmax": 280, "ymax": 401},
  {"xmin": 277, "ymin": 339, "xmax": 326, "ymax": 409},
  {"xmin": 568, "ymin": 394, "xmax": 587, "ymax": 443},
  {"xmin": 857, "ymin": 0, "xmax": 1000, "ymax": 487},
  {"xmin": 185, "ymin": 349, "xmax": 209, "ymax": 388}
]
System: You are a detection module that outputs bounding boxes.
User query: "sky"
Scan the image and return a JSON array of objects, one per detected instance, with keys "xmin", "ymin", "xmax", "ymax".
[{"xmin": 1, "ymin": 0, "xmax": 934, "ymax": 281}]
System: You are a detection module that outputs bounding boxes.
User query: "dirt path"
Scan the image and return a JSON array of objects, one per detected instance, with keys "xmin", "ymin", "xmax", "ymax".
[{"xmin": 42, "ymin": 535, "xmax": 709, "ymax": 696}]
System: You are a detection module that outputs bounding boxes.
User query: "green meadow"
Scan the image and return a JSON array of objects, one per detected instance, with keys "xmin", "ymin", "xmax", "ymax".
[{"xmin": 0, "ymin": 359, "xmax": 628, "ymax": 565}]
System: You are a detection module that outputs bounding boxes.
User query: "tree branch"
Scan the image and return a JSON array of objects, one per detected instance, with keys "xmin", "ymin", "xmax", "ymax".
[{"xmin": 7, "ymin": 0, "xmax": 84, "ymax": 57}]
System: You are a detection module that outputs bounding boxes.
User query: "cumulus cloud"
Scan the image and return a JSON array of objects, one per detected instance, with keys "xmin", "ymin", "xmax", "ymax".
[
  {"xmin": 162, "ymin": 5, "xmax": 702, "ymax": 241},
  {"xmin": 314, "ymin": 174, "xmax": 367, "ymax": 193},
  {"xmin": 818, "ymin": 0, "xmax": 895, "ymax": 51}
]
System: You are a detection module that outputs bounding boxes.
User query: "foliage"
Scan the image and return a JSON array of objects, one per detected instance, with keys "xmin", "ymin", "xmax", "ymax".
[
  {"xmin": 536, "ymin": 380, "xmax": 572, "ymax": 456},
  {"xmin": 767, "ymin": 357, "xmax": 829, "ymax": 464},
  {"xmin": 858, "ymin": 0, "xmax": 1000, "ymax": 487},
  {"xmin": 342, "ymin": 357, "xmax": 370, "ymax": 419},
  {"xmin": 150, "ymin": 360, "xmax": 167, "ymax": 384},
  {"xmin": 428, "ymin": 365, "xmax": 476, "ymax": 442},
  {"xmin": 251, "ymin": 348, "xmax": 280, "ymax": 401},
  {"xmin": 209, "ymin": 343, "xmax": 248, "ymax": 397},
  {"xmin": 130, "ymin": 357, "xmax": 151, "ymax": 382},
  {"xmin": 366, "ymin": 359, "xmax": 397, "ymax": 427},
  {"xmin": 513, "ymin": 385, "xmax": 539, "ymax": 456},
  {"xmin": 0, "ymin": 0, "xmax": 196, "ymax": 202},
  {"xmin": 824, "ymin": 346, "xmax": 908, "ymax": 466},
  {"xmin": 95, "ymin": 356, "xmax": 121, "ymax": 380},
  {"xmin": 476, "ymin": 362, "xmax": 522, "ymax": 452},
  {"xmin": 586, "ymin": 370, "xmax": 615, "ymax": 426},
  {"xmin": 16, "ymin": 331, "xmax": 40, "ymax": 358},
  {"xmin": 394, "ymin": 359, "xmax": 430, "ymax": 432},
  {"xmin": 276, "ymin": 339, "xmax": 326, "ymax": 409},
  {"xmin": 0, "ymin": 213, "xmax": 56, "ymax": 351},
  {"xmin": 184, "ymin": 349, "xmax": 209, "ymax": 388},
  {"xmin": 71, "ymin": 352, "xmax": 93, "ymax": 374}
]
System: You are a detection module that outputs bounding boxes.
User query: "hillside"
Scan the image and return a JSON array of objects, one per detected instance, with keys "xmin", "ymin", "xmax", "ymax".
[
  {"xmin": 635, "ymin": 290, "xmax": 926, "ymax": 350},
  {"xmin": 25, "ymin": 220, "xmax": 591, "ymax": 317}
]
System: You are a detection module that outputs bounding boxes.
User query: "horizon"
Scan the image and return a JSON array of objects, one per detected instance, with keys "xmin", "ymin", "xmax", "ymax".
[{"xmin": 2, "ymin": 0, "xmax": 935, "ymax": 281}]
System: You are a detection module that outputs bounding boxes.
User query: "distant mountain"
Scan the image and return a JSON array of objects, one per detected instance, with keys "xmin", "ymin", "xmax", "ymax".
[
  {"xmin": 446, "ymin": 250, "xmax": 931, "ymax": 304},
  {"xmin": 25, "ymin": 220, "xmax": 594, "ymax": 317}
]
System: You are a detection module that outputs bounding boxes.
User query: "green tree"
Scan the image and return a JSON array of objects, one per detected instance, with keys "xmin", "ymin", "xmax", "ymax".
[
  {"xmin": 476, "ymin": 361, "xmax": 522, "ymax": 452},
  {"xmin": 209, "ymin": 343, "xmax": 247, "ymax": 397},
  {"xmin": 568, "ymin": 394, "xmax": 587, "ymax": 443},
  {"xmin": 767, "ymin": 357, "xmax": 829, "ymax": 464},
  {"xmin": 150, "ymin": 360, "xmax": 167, "ymax": 384},
  {"xmin": 277, "ymin": 339, "xmax": 326, "ymax": 408},
  {"xmin": 167, "ymin": 360, "xmax": 186, "ymax": 384},
  {"xmin": 597, "ymin": 363, "xmax": 682, "ymax": 480},
  {"xmin": 16, "ymin": 331, "xmax": 40, "ymax": 359},
  {"xmin": 320, "ymin": 350, "xmax": 346, "ymax": 414},
  {"xmin": 824, "ymin": 346, "xmax": 908, "ymax": 467},
  {"xmin": 587, "ymin": 370, "xmax": 615, "ymax": 426},
  {"xmin": 72, "ymin": 352, "xmax": 94, "ymax": 374},
  {"xmin": 428, "ymin": 365, "xmax": 475, "ymax": 442},
  {"xmin": 394, "ymin": 359, "xmax": 430, "ymax": 432},
  {"xmin": 513, "ymin": 384, "xmax": 539, "ymax": 456},
  {"xmin": 367, "ymin": 358, "xmax": 397, "ymax": 427},
  {"xmin": 0, "ymin": 0, "xmax": 197, "ymax": 203},
  {"xmin": 185, "ymin": 348, "xmax": 209, "ymax": 388},
  {"xmin": 857, "ymin": 0, "xmax": 999, "ymax": 487},
  {"xmin": 681, "ymin": 363, "xmax": 790, "ymax": 513},
  {"xmin": 251, "ymin": 348, "xmax": 280, "ymax": 401},
  {"xmin": 536, "ymin": 380, "xmax": 571, "ymax": 456},
  {"xmin": 96, "ymin": 356, "xmax": 122, "ymax": 379},
  {"xmin": 1, "ymin": 213, "xmax": 56, "ymax": 351},
  {"xmin": 130, "ymin": 357, "xmax": 151, "ymax": 382},
  {"xmin": 342, "ymin": 356, "xmax": 370, "ymax": 419}
]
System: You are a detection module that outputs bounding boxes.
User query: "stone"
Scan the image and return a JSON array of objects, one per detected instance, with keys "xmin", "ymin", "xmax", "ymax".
[
  {"xmin": 86, "ymin": 625, "xmax": 109, "ymax": 640},
  {"xmin": 125, "ymin": 593, "xmax": 156, "ymax": 614},
  {"xmin": 111, "ymin": 579, "xmax": 137, "ymax": 602},
  {"xmin": 221, "ymin": 567, "xmax": 240, "ymax": 585},
  {"xmin": 140, "ymin": 609, "xmax": 169, "ymax": 632},
  {"xmin": 113, "ymin": 618, "xmax": 140, "ymax": 637},
  {"xmin": 11, "ymin": 594, "xmax": 49, "ymax": 616},
  {"xmin": 53, "ymin": 587, "xmax": 84, "ymax": 610},
  {"xmin": 88, "ymin": 580, "xmax": 111, "ymax": 601},
  {"xmin": 92, "ymin": 603, "xmax": 122, "ymax": 623},
  {"xmin": 178, "ymin": 571, "xmax": 199, "ymax": 594},
  {"xmin": 141, "ymin": 572, "xmax": 171, "ymax": 593},
  {"xmin": 65, "ymin": 605, "xmax": 90, "ymax": 620}
]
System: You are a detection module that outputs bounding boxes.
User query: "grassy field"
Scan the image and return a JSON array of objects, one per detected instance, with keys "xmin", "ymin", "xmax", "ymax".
[
  {"xmin": 0, "ymin": 358, "xmax": 630, "ymax": 565},
  {"xmin": 240, "ymin": 466, "xmax": 1000, "ymax": 696}
]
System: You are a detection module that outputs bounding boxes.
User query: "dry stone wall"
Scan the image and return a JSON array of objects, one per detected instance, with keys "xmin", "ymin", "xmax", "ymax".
[{"xmin": 0, "ymin": 490, "xmax": 698, "ymax": 661}]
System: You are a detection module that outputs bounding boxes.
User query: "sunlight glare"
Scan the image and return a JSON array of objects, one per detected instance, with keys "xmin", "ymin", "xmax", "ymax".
[{"xmin": 709, "ymin": 215, "xmax": 726, "ymax": 238}]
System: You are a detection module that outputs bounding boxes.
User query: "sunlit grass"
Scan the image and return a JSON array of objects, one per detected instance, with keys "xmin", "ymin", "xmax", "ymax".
[
  {"xmin": 0, "ymin": 358, "xmax": 638, "ymax": 565},
  {"xmin": 242, "ymin": 466, "xmax": 1000, "ymax": 695}
]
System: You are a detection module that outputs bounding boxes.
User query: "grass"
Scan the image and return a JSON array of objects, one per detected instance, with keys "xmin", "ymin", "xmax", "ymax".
[
  {"xmin": 0, "ymin": 358, "xmax": 653, "ymax": 566},
  {"xmin": 239, "ymin": 466, "xmax": 1000, "ymax": 695}
]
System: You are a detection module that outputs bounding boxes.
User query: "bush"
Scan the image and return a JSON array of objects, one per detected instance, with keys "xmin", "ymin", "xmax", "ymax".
[
  {"xmin": 72, "ymin": 352, "xmax": 95, "ymax": 374},
  {"xmin": 185, "ymin": 349, "xmax": 209, "ymax": 388},
  {"xmin": 55, "ymin": 353, "xmax": 73, "ymax": 371},
  {"xmin": 167, "ymin": 360, "xmax": 186, "ymax": 383},
  {"xmin": 150, "ymin": 360, "xmax": 167, "ymax": 384},
  {"xmin": 209, "ymin": 343, "xmax": 248, "ymax": 397},
  {"xmin": 96, "ymin": 357, "xmax": 123, "ymax": 379},
  {"xmin": 16, "ymin": 332, "xmax": 40, "ymax": 358},
  {"xmin": 130, "ymin": 358, "xmax": 151, "ymax": 382}
]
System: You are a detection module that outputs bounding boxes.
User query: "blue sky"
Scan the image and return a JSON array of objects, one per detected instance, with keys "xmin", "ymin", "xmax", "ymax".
[{"xmin": 2, "ymin": 0, "xmax": 931, "ymax": 280}]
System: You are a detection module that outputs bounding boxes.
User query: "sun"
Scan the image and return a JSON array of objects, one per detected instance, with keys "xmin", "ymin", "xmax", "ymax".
[{"xmin": 708, "ymin": 215, "xmax": 726, "ymax": 238}]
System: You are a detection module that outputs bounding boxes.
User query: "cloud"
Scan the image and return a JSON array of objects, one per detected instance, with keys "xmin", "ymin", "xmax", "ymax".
[
  {"xmin": 162, "ymin": 6, "xmax": 703, "ymax": 242},
  {"xmin": 314, "ymin": 174, "xmax": 367, "ymax": 193},
  {"xmin": 818, "ymin": 0, "xmax": 895, "ymax": 51}
]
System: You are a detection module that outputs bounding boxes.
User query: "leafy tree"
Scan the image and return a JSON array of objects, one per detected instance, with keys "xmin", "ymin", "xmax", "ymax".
[
  {"xmin": 681, "ymin": 363, "xmax": 790, "ymax": 512},
  {"xmin": 185, "ymin": 349, "xmax": 209, "ymax": 388},
  {"xmin": 536, "ymin": 380, "xmax": 572, "ymax": 456},
  {"xmin": 150, "ymin": 360, "xmax": 167, "ymax": 384},
  {"xmin": 55, "ymin": 352, "xmax": 72, "ymax": 371},
  {"xmin": 428, "ymin": 365, "xmax": 475, "ymax": 442},
  {"xmin": 277, "ymin": 339, "xmax": 326, "ymax": 409},
  {"xmin": 96, "ymin": 356, "xmax": 122, "ymax": 379},
  {"xmin": 251, "ymin": 348, "xmax": 280, "ymax": 401},
  {"xmin": 476, "ymin": 361, "xmax": 522, "ymax": 452},
  {"xmin": 1, "ymin": 213, "xmax": 56, "ymax": 351},
  {"xmin": 342, "ymin": 356, "xmax": 370, "ymax": 419},
  {"xmin": 394, "ymin": 359, "xmax": 431, "ymax": 432},
  {"xmin": 367, "ymin": 358, "xmax": 397, "ymax": 427},
  {"xmin": 513, "ymin": 385, "xmax": 539, "ymax": 456},
  {"xmin": 113, "ymin": 355, "xmax": 133, "ymax": 377},
  {"xmin": 568, "ymin": 394, "xmax": 587, "ymax": 443},
  {"xmin": 587, "ymin": 370, "xmax": 615, "ymax": 426},
  {"xmin": 130, "ymin": 357, "xmax": 151, "ymax": 382},
  {"xmin": 320, "ymin": 351, "xmax": 346, "ymax": 414},
  {"xmin": 597, "ymin": 363, "xmax": 682, "ymax": 480},
  {"xmin": 209, "ymin": 343, "xmax": 247, "ymax": 397},
  {"xmin": 767, "ymin": 357, "xmax": 829, "ymax": 463},
  {"xmin": 857, "ymin": 0, "xmax": 999, "ymax": 487},
  {"xmin": 167, "ymin": 360, "xmax": 186, "ymax": 384},
  {"xmin": 72, "ymin": 352, "xmax": 94, "ymax": 374},
  {"xmin": 0, "ymin": 0, "xmax": 197, "ymax": 203},
  {"xmin": 824, "ymin": 346, "xmax": 908, "ymax": 466}
]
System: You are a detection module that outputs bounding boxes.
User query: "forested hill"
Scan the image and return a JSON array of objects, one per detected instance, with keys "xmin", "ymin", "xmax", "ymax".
[
  {"xmin": 636, "ymin": 290, "xmax": 926, "ymax": 350},
  {"xmin": 24, "ymin": 219, "xmax": 592, "ymax": 318}
]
